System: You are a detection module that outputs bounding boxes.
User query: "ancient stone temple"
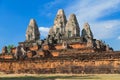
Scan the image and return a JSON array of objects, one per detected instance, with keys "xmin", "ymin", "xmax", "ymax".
[
  {"xmin": 26, "ymin": 19, "xmax": 40, "ymax": 41},
  {"xmin": 20, "ymin": 9, "xmax": 113, "ymax": 52},
  {"xmin": 47, "ymin": 9, "xmax": 82, "ymax": 45},
  {"xmin": 0, "ymin": 9, "xmax": 117, "ymax": 74}
]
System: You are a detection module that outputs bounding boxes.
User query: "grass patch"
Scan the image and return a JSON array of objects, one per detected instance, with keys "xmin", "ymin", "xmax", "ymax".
[{"xmin": 0, "ymin": 74, "xmax": 120, "ymax": 80}]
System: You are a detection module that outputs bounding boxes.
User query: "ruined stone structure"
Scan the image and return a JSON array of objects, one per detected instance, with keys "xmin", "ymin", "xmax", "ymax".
[
  {"xmin": 26, "ymin": 19, "xmax": 40, "ymax": 41},
  {"xmin": 0, "ymin": 51, "xmax": 120, "ymax": 74},
  {"xmin": 47, "ymin": 9, "xmax": 81, "ymax": 45},
  {"xmin": 1, "ymin": 46, "xmax": 8, "ymax": 54},
  {"xmin": 81, "ymin": 23, "xmax": 94, "ymax": 47},
  {"xmin": 19, "ymin": 19, "xmax": 42, "ymax": 48},
  {"xmin": 44, "ymin": 9, "xmax": 113, "ymax": 51},
  {"xmin": 65, "ymin": 14, "xmax": 80, "ymax": 38},
  {"xmin": 0, "ymin": 9, "xmax": 116, "ymax": 74}
]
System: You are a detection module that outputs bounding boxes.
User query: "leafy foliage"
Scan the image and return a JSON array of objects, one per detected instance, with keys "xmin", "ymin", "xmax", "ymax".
[{"xmin": 7, "ymin": 45, "xmax": 15, "ymax": 53}]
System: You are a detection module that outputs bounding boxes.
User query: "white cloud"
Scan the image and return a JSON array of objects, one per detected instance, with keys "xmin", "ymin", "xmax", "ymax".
[
  {"xmin": 45, "ymin": 0, "xmax": 61, "ymax": 9},
  {"xmin": 65, "ymin": 0, "xmax": 120, "ymax": 39},
  {"xmin": 39, "ymin": 27, "xmax": 50, "ymax": 39},
  {"xmin": 118, "ymin": 36, "xmax": 120, "ymax": 40},
  {"xmin": 66, "ymin": 0, "xmax": 120, "ymax": 22},
  {"xmin": 90, "ymin": 20, "xmax": 120, "ymax": 39}
]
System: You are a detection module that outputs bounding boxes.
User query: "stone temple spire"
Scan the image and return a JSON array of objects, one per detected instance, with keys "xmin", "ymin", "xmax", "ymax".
[
  {"xmin": 26, "ymin": 19, "xmax": 40, "ymax": 41},
  {"xmin": 53, "ymin": 9, "xmax": 67, "ymax": 34},
  {"xmin": 57, "ymin": 9, "xmax": 65, "ymax": 15},
  {"xmin": 82, "ymin": 23, "xmax": 93, "ymax": 41},
  {"xmin": 81, "ymin": 23, "xmax": 93, "ymax": 47},
  {"xmin": 65, "ymin": 14, "xmax": 80, "ymax": 38}
]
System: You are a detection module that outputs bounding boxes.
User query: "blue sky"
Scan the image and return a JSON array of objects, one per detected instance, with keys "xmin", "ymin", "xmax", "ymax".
[{"xmin": 0, "ymin": 0, "xmax": 120, "ymax": 51}]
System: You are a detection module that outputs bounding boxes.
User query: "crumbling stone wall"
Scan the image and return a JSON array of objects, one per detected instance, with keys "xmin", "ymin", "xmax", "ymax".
[
  {"xmin": 0, "ymin": 59, "xmax": 120, "ymax": 74},
  {"xmin": 69, "ymin": 43, "xmax": 87, "ymax": 49}
]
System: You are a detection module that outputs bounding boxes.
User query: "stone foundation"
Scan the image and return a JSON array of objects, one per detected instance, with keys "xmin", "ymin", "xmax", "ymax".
[{"xmin": 0, "ymin": 57, "xmax": 120, "ymax": 74}]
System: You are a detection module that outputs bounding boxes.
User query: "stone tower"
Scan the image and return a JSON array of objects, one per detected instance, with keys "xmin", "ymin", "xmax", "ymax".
[
  {"xmin": 26, "ymin": 19, "xmax": 40, "ymax": 41},
  {"xmin": 65, "ymin": 14, "xmax": 80, "ymax": 38},
  {"xmin": 81, "ymin": 23, "xmax": 93, "ymax": 42},
  {"xmin": 46, "ymin": 9, "xmax": 67, "ymax": 44},
  {"xmin": 53, "ymin": 9, "xmax": 67, "ymax": 34},
  {"xmin": 81, "ymin": 23, "xmax": 93, "ymax": 47}
]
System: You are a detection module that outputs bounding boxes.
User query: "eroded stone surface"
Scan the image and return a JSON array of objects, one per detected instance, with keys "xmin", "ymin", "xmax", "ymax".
[
  {"xmin": 26, "ymin": 19, "xmax": 40, "ymax": 41},
  {"xmin": 53, "ymin": 9, "xmax": 67, "ymax": 34},
  {"xmin": 65, "ymin": 14, "xmax": 80, "ymax": 38},
  {"xmin": 2, "ymin": 46, "xmax": 8, "ymax": 54},
  {"xmin": 82, "ymin": 23, "xmax": 93, "ymax": 42}
]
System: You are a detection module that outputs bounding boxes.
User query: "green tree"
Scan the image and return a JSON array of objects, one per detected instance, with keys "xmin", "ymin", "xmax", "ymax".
[{"xmin": 7, "ymin": 45, "xmax": 15, "ymax": 53}]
